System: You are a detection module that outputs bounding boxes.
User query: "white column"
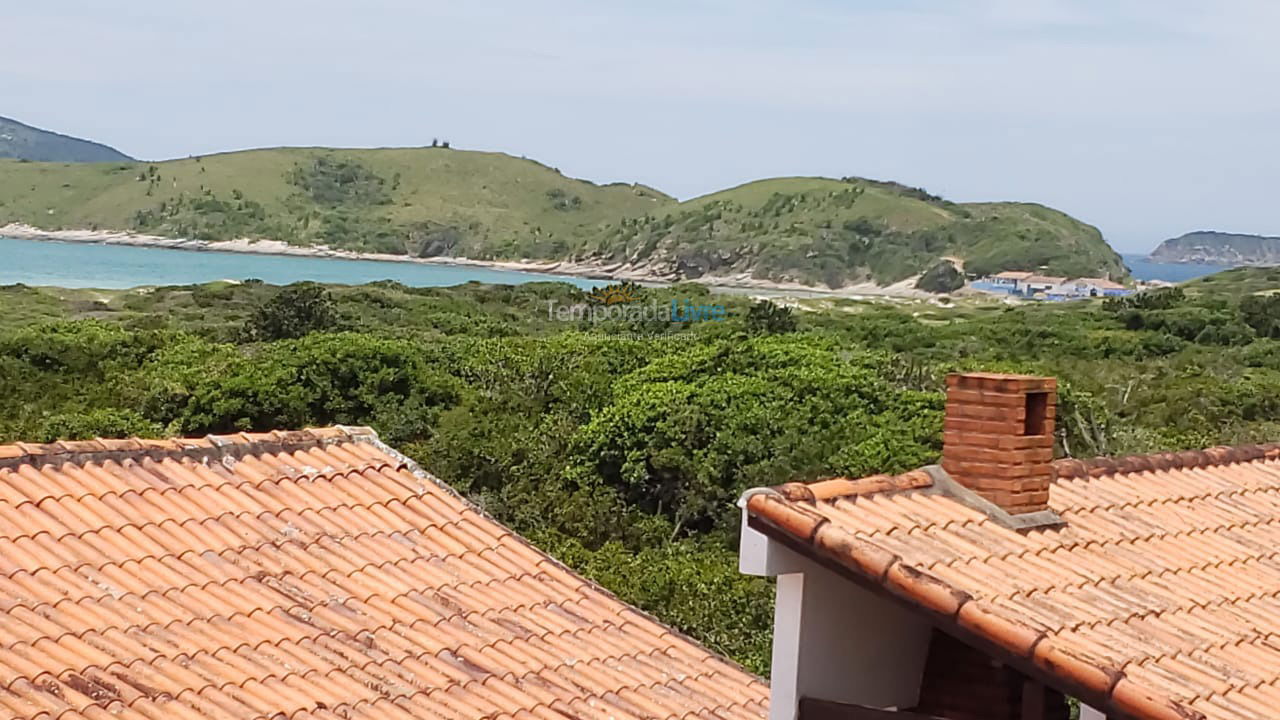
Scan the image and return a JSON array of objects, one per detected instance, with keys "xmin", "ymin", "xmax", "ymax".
[
  {"xmin": 740, "ymin": 507, "xmax": 932, "ymax": 720},
  {"xmin": 768, "ymin": 573, "xmax": 806, "ymax": 720}
]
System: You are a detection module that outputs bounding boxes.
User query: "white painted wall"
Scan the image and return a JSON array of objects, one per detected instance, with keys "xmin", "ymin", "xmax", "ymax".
[
  {"xmin": 740, "ymin": 509, "xmax": 933, "ymax": 720},
  {"xmin": 1079, "ymin": 704, "xmax": 1106, "ymax": 720}
]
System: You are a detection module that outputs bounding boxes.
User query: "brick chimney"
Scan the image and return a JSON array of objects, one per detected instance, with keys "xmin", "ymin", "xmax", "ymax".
[{"xmin": 942, "ymin": 372, "xmax": 1057, "ymax": 515}]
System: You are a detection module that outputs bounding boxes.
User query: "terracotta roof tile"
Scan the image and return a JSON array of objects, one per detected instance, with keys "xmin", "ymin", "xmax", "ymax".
[
  {"xmin": 746, "ymin": 448, "xmax": 1280, "ymax": 720},
  {"xmin": 0, "ymin": 428, "xmax": 766, "ymax": 720}
]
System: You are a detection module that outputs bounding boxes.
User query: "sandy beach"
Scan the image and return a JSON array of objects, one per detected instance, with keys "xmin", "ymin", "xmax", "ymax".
[{"xmin": 0, "ymin": 223, "xmax": 935, "ymax": 300}]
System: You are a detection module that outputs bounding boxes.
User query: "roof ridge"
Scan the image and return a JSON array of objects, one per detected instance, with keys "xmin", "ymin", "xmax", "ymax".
[
  {"xmin": 0, "ymin": 425, "xmax": 379, "ymax": 470},
  {"xmin": 769, "ymin": 469, "xmax": 935, "ymax": 503},
  {"xmin": 1052, "ymin": 442, "xmax": 1280, "ymax": 481}
]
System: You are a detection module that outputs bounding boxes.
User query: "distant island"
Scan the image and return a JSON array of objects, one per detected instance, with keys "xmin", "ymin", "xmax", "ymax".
[
  {"xmin": 1149, "ymin": 231, "xmax": 1280, "ymax": 266},
  {"xmin": 0, "ymin": 116, "xmax": 133, "ymax": 163},
  {"xmin": 0, "ymin": 117, "xmax": 1128, "ymax": 290}
]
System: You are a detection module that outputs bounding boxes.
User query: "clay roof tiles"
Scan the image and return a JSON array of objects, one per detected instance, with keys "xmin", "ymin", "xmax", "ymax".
[
  {"xmin": 0, "ymin": 427, "xmax": 767, "ymax": 720},
  {"xmin": 745, "ymin": 443, "xmax": 1280, "ymax": 720}
]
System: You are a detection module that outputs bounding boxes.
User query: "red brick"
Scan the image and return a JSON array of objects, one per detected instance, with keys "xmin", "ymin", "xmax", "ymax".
[
  {"xmin": 943, "ymin": 459, "xmax": 1054, "ymax": 480},
  {"xmin": 915, "ymin": 630, "xmax": 1069, "ymax": 720},
  {"xmin": 943, "ymin": 446, "xmax": 1054, "ymax": 465},
  {"xmin": 943, "ymin": 431, "xmax": 1052, "ymax": 451},
  {"xmin": 947, "ymin": 403, "xmax": 1026, "ymax": 423},
  {"xmin": 947, "ymin": 372, "xmax": 1057, "ymax": 394},
  {"xmin": 946, "ymin": 388, "xmax": 1031, "ymax": 408},
  {"xmin": 943, "ymin": 417, "xmax": 1029, "ymax": 436},
  {"xmin": 942, "ymin": 372, "xmax": 1059, "ymax": 516}
]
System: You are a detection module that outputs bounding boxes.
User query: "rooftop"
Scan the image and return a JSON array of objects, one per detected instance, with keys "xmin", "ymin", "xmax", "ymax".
[
  {"xmin": 745, "ymin": 442, "xmax": 1280, "ymax": 720},
  {"xmin": 0, "ymin": 428, "xmax": 768, "ymax": 720},
  {"xmin": 1070, "ymin": 277, "xmax": 1128, "ymax": 290}
]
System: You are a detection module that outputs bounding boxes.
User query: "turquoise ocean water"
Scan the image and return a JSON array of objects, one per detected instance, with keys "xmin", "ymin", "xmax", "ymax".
[
  {"xmin": 0, "ymin": 237, "xmax": 1241, "ymax": 289},
  {"xmin": 0, "ymin": 236, "xmax": 604, "ymax": 290},
  {"xmin": 1120, "ymin": 253, "xmax": 1232, "ymax": 283}
]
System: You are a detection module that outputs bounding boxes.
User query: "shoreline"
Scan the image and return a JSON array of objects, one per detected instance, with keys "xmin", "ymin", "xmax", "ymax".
[
  {"xmin": 1143, "ymin": 256, "xmax": 1268, "ymax": 267},
  {"xmin": 0, "ymin": 223, "xmax": 935, "ymax": 300}
]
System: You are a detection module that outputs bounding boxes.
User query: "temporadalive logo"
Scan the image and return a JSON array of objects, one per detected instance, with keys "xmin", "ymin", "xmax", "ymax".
[{"xmin": 547, "ymin": 282, "xmax": 728, "ymax": 324}]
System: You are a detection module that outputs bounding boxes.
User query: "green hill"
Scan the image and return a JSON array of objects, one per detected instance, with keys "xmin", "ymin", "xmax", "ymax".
[
  {"xmin": 580, "ymin": 177, "xmax": 1126, "ymax": 285},
  {"xmin": 0, "ymin": 147, "xmax": 671, "ymax": 257},
  {"xmin": 1182, "ymin": 266, "xmax": 1280, "ymax": 299},
  {"xmin": 1150, "ymin": 230, "xmax": 1280, "ymax": 265},
  {"xmin": 0, "ymin": 146, "xmax": 1126, "ymax": 287},
  {"xmin": 0, "ymin": 116, "xmax": 133, "ymax": 163}
]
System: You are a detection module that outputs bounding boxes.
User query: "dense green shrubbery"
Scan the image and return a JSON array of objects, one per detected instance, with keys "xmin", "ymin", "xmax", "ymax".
[
  {"xmin": 1241, "ymin": 294, "xmax": 1280, "ymax": 338},
  {"xmin": 287, "ymin": 155, "xmax": 392, "ymax": 207},
  {"xmin": 135, "ymin": 333, "xmax": 460, "ymax": 443},
  {"xmin": 745, "ymin": 299, "xmax": 798, "ymax": 334},
  {"xmin": 243, "ymin": 282, "xmax": 340, "ymax": 340},
  {"xmin": 567, "ymin": 338, "xmax": 942, "ymax": 536},
  {"xmin": 1, "ymin": 273, "xmax": 1278, "ymax": 676},
  {"xmin": 133, "ymin": 189, "xmax": 280, "ymax": 242}
]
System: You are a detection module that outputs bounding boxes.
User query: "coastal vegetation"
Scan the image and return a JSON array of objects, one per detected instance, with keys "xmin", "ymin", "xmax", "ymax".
[
  {"xmin": 0, "ymin": 146, "xmax": 1126, "ymax": 287},
  {"xmin": 2, "ymin": 268, "xmax": 1278, "ymax": 673}
]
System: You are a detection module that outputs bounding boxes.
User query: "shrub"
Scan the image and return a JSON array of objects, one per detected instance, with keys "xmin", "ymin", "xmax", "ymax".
[
  {"xmin": 1240, "ymin": 295, "xmax": 1280, "ymax": 338},
  {"xmin": 286, "ymin": 155, "xmax": 391, "ymax": 207},
  {"xmin": 242, "ymin": 283, "xmax": 340, "ymax": 341},
  {"xmin": 745, "ymin": 300, "xmax": 798, "ymax": 334}
]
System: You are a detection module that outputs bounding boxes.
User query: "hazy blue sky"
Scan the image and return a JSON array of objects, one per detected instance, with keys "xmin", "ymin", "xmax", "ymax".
[{"xmin": 4, "ymin": 0, "xmax": 1277, "ymax": 252}]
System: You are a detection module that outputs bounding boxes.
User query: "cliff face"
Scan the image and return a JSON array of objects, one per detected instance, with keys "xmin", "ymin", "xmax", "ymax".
[{"xmin": 1150, "ymin": 231, "xmax": 1280, "ymax": 266}]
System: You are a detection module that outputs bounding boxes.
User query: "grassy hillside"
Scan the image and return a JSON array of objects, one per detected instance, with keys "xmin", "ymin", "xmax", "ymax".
[
  {"xmin": 0, "ymin": 148, "xmax": 671, "ymax": 257},
  {"xmin": 0, "ymin": 116, "xmax": 133, "ymax": 163},
  {"xmin": 580, "ymin": 177, "xmax": 1127, "ymax": 285},
  {"xmin": 0, "ymin": 148, "xmax": 1126, "ymax": 287},
  {"xmin": 1183, "ymin": 266, "xmax": 1280, "ymax": 299}
]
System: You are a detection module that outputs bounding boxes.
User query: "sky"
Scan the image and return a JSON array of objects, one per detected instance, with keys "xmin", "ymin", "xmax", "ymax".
[{"xmin": 3, "ymin": 0, "xmax": 1278, "ymax": 253}]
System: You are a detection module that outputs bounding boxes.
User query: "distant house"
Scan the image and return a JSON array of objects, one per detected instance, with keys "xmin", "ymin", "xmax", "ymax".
[
  {"xmin": 1023, "ymin": 274, "xmax": 1066, "ymax": 296},
  {"xmin": 970, "ymin": 272, "xmax": 1072, "ymax": 298},
  {"xmin": 992, "ymin": 270, "xmax": 1033, "ymax": 293},
  {"xmin": 970, "ymin": 270, "xmax": 1034, "ymax": 295},
  {"xmin": 1046, "ymin": 277, "xmax": 1132, "ymax": 300}
]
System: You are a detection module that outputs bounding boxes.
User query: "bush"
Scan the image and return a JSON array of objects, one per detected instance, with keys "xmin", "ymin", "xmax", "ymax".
[
  {"xmin": 287, "ymin": 155, "xmax": 391, "ymax": 207},
  {"xmin": 1240, "ymin": 295, "xmax": 1280, "ymax": 338},
  {"xmin": 564, "ymin": 337, "xmax": 942, "ymax": 537},
  {"xmin": 142, "ymin": 333, "xmax": 460, "ymax": 443},
  {"xmin": 35, "ymin": 408, "xmax": 164, "ymax": 442},
  {"xmin": 1104, "ymin": 287, "xmax": 1185, "ymax": 312},
  {"xmin": 243, "ymin": 283, "xmax": 339, "ymax": 341},
  {"xmin": 745, "ymin": 300, "xmax": 797, "ymax": 334}
]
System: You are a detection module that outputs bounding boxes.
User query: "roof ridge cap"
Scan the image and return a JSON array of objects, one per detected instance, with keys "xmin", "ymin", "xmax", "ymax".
[
  {"xmin": 762, "ymin": 470, "xmax": 935, "ymax": 503},
  {"xmin": 0, "ymin": 425, "xmax": 379, "ymax": 470},
  {"xmin": 1052, "ymin": 442, "xmax": 1280, "ymax": 481}
]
